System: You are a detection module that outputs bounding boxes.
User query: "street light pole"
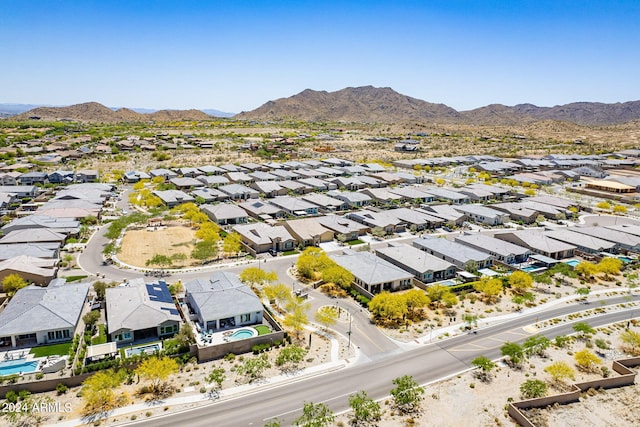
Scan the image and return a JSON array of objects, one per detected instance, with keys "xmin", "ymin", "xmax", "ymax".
[{"xmin": 347, "ymin": 310, "xmax": 352, "ymax": 349}]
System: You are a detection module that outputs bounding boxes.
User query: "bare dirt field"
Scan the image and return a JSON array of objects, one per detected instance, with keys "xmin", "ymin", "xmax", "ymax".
[{"xmin": 118, "ymin": 225, "xmax": 197, "ymax": 268}]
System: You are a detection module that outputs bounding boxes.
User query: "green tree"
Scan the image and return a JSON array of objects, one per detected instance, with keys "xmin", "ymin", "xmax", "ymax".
[
  {"xmin": 471, "ymin": 356, "xmax": 496, "ymax": 383},
  {"xmin": 596, "ymin": 201, "xmax": 611, "ymax": 210},
  {"xmin": 81, "ymin": 369, "xmax": 128, "ymax": 416},
  {"xmin": 314, "ymin": 306, "xmax": 338, "ymax": 329},
  {"xmin": 82, "ymin": 310, "xmax": 100, "ymax": 329},
  {"xmin": 520, "ymin": 379, "xmax": 548, "ymax": 399},
  {"xmin": 348, "ymin": 390, "xmax": 382, "ymax": 425},
  {"xmin": 284, "ymin": 297, "xmax": 310, "ymax": 339},
  {"xmin": 473, "ymin": 277, "xmax": 503, "ymax": 303},
  {"xmin": 93, "ymin": 281, "xmax": 115, "ymax": 300},
  {"xmin": 294, "ymin": 401, "xmax": 335, "ymax": 427},
  {"xmin": 427, "ymin": 284, "xmax": 458, "ymax": 308},
  {"xmin": 222, "ymin": 232, "xmax": 242, "ymax": 256},
  {"xmin": 195, "ymin": 221, "xmax": 221, "ymax": 242},
  {"xmin": 237, "ymin": 354, "xmax": 271, "ymax": 383},
  {"xmin": 613, "ymin": 204, "xmax": 628, "ymax": 214},
  {"xmin": 574, "ymin": 349, "xmax": 602, "ymax": 373},
  {"xmin": 145, "ymin": 254, "xmax": 173, "ymax": 268},
  {"xmin": 620, "ymin": 329, "xmax": 640, "ymax": 354},
  {"xmin": 240, "ymin": 267, "xmax": 278, "ymax": 287},
  {"xmin": 572, "ymin": 322, "xmax": 595, "ymax": 339},
  {"xmin": 264, "ymin": 283, "xmax": 292, "ymax": 309},
  {"xmin": 509, "ymin": 271, "xmax": 533, "ymax": 295},
  {"xmin": 390, "ymin": 375, "xmax": 424, "ymax": 414},
  {"xmin": 523, "ymin": 335, "xmax": 551, "ymax": 358},
  {"xmin": 575, "ymin": 262, "xmax": 599, "ymax": 281},
  {"xmin": 402, "ymin": 289, "xmax": 431, "ymax": 320},
  {"xmin": 2, "ymin": 273, "xmax": 27, "ymax": 296},
  {"xmin": 168, "ymin": 281, "xmax": 184, "ymax": 296},
  {"xmin": 264, "ymin": 419, "xmax": 282, "ymax": 427},
  {"xmin": 501, "ymin": 342, "xmax": 524, "ymax": 366},
  {"xmin": 544, "ymin": 361, "xmax": 575, "ymax": 385},
  {"xmin": 135, "ymin": 356, "xmax": 179, "ymax": 396},
  {"xmin": 206, "ymin": 367, "xmax": 226, "ymax": 391},
  {"xmin": 275, "ymin": 345, "xmax": 307, "ymax": 371},
  {"xmin": 321, "ymin": 264, "xmax": 353, "ymax": 289},
  {"xmin": 368, "ymin": 292, "xmax": 408, "ymax": 325},
  {"xmin": 597, "ymin": 257, "xmax": 623, "ymax": 277},
  {"xmin": 174, "ymin": 324, "xmax": 196, "ymax": 348},
  {"xmin": 296, "ymin": 247, "xmax": 332, "ymax": 280},
  {"xmin": 191, "ymin": 239, "xmax": 219, "ymax": 260}
]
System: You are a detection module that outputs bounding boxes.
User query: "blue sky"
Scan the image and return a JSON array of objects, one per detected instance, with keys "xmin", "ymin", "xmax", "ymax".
[{"xmin": 1, "ymin": 1, "xmax": 639, "ymax": 113}]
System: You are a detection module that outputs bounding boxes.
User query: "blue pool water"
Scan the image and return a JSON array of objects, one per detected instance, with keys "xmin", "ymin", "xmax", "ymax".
[
  {"xmin": 521, "ymin": 266, "xmax": 539, "ymax": 272},
  {"xmin": 229, "ymin": 329, "xmax": 256, "ymax": 341},
  {"xmin": 125, "ymin": 343, "xmax": 162, "ymax": 358},
  {"xmin": 0, "ymin": 359, "xmax": 39, "ymax": 376},
  {"xmin": 564, "ymin": 260, "xmax": 580, "ymax": 267},
  {"xmin": 618, "ymin": 256, "xmax": 633, "ymax": 264}
]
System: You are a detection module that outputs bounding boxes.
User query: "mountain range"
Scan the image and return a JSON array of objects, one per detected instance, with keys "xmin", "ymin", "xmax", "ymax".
[
  {"xmin": 236, "ymin": 86, "xmax": 640, "ymax": 126},
  {"xmin": 2, "ymin": 103, "xmax": 234, "ymax": 121},
  {"xmin": 4, "ymin": 86, "xmax": 640, "ymax": 125}
]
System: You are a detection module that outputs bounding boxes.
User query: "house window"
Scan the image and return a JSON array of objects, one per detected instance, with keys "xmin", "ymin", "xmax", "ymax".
[{"xmin": 240, "ymin": 313, "xmax": 251, "ymax": 323}]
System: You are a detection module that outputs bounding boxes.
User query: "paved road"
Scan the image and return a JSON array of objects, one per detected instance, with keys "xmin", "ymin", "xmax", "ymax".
[{"xmin": 132, "ymin": 305, "xmax": 640, "ymax": 427}]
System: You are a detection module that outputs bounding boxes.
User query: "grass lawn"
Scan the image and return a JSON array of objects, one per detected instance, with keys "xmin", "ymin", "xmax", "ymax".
[
  {"xmin": 91, "ymin": 324, "xmax": 107, "ymax": 345},
  {"xmin": 346, "ymin": 239, "xmax": 364, "ymax": 245},
  {"xmin": 283, "ymin": 249, "xmax": 299, "ymax": 256},
  {"xmin": 255, "ymin": 325, "xmax": 271, "ymax": 335},
  {"xmin": 29, "ymin": 342, "xmax": 72, "ymax": 357}
]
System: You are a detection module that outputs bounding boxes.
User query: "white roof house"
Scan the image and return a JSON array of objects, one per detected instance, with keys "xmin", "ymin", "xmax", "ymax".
[
  {"xmin": 330, "ymin": 250, "xmax": 413, "ymax": 295},
  {"xmin": 185, "ymin": 272, "xmax": 263, "ymax": 333},
  {"xmin": 376, "ymin": 243, "xmax": 456, "ymax": 283},
  {"xmin": 413, "ymin": 235, "xmax": 493, "ymax": 270},
  {"xmin": 106, "ymin": 279, "xmax": 181, "ymax": 344}
]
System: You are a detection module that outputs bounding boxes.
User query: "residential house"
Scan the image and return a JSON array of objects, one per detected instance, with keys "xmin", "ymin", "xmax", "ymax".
[
  {"xmin": 218, "ymin": 184, "xmax": 259, "ymax": 200},
  {"xmin": 175, "ymin": 167, "xmax": 202, "ymax": 177},
  {"xmin": 570, "ymin": 226, "xmax": 640, "ymax": 253},
  {"xmin": 421, "ymin": 187, "xmax": 468, "ymax": 204},
  {"xmin": 297, "ymin": 178, "xmax": 338, "ymax": 191},
  {"xmin": 278, "ymin": 180, "xmax": 311, "ymax": 194},
  {"xmin": 491, "ymin": 202, "xmax": 539, "ymax": 224},
  {"xmin": 268, "ymin": 196, "xmax": 318, "ymax": 216},
  {"xmin": 149, "ymin": 168, "xmax": 178, "ymax": 181},
  {"xmin": 316, "ymin": 215, "xmax": 370, "ymax": 240},
  {"xmin": 388, "ymin": 186, "xmax": 435, "ymax": 204},
  {"xmin": 169, "ymin": 177, "xmax": 205, "ymax": 190},
  {"xmin": 48, "ymin": 170, "xmax": 75, "ymax": 184},
  {"xmin": 1, "ymin": 215, "xmax": 79, "ymax": 235},
  {"xmin": 232, "ymin": 223, "xmax": 296, "ymax": 254},
  {"xmin": 249, "ymin": 171, "xmax": 278, "ymax": 182},
  {"xmin": 301, "ymin": 193, "xmax": 349, "ymax": 212},
  {"xmin": 106, "ymin": 279, "xmax": 181, "ymax": 345},
  {"xmin": 330, "ymin": 250, "xmax": 413, "ymax": 295},
  {"xmin": 0, "ymin": 243, "xmax": 59, "ymax": 261},
  {"xmin": 455, "ymin": 233, "xmax": 531, "ymax": 264},
  {"xmin": 494, "ymin": 230, "xmax": 575, "ymax": 259},
  {"xmin": 0, "ymin": 255, "xmax": 57, "ymax": 285},
  {"xmin": 191, "ymin": 188, "xmax": 228, "ymax": 203},
  {"xmin": 19, "ymin": 171, "xmax": 48, "ymax": 186},
  {"xmin": 75, "ymin": 170, "xmax": 99, "ymax": 183},
  {"xmin": 282, "ymin": 218, "xmax": 334, "ymax": 247},
  {"xmin": 453, "ymin": 204, "xmax": 509, "ymax": 226},
  {"xmin": 238, "ymin": 199, "xmax": 285, "ymax": 220},
  {"xmin": 185, "ymin": 272, "xmax": 264, "ymax": 333},
  {"xmin": 413, "ymin": 235, "xmax": 493, "ymax": 271},
  {"xmin": 0, "ymin": 185, "xmax": 38, "ymax": 198},
  {"xmin": 152, "ymin": 190, "xmax": 195, "ymax": 207},
  {"xmin": 347, "ymin": 210, "xmax": 404, "ymax": 235},
  {"xmin": 225, "ymin": 171, "xmax": 253, "ymax": 184},
  {"xmin": 0, "ymin": 172, "xmax": 21, "ymax": 186},
  {"xmin": 376, "ymin": 243, "xmax": 457, "ymax": 283},
  {"xmin": 330, "ymin": 177, "xmax": 365, "ymax": 191},
  {"xmin": 544, "ymin": 229, "xmax": 616, "ymax": 254},
  {"xmin": 250, "ymin": 181, "xmax": 288, "ymax": 198},
  {"xmin": 197, "ymin": 175, "xmax": 230, "ymax": 187},
  {"xmin": 123, "ymin": 170, "xmax": 151, "ymax": 183},
  {"xmin": 327, "ymin": 190, "xmax": 371, "ymax": 208},
  {"xmin": 0, "ymin": 280, "xmax": 89, "ymax": 348},
  {"xmin": 360, "ymin": 188, "xmax": 404, "ymax": 206},
  {"xmin": 0, "ymin": 228, "xmax": 67, "ymax": 246},
  {"xmin": 197, "ymin": 165, "xmax": 226, "ymax": 175},
  {"xmin": 420, "ymin": 205, "xmax": 467, "ymax": 226},
  {"xmin": 201, "ymin": 203, "xmax": 248, "ymax": 226}
]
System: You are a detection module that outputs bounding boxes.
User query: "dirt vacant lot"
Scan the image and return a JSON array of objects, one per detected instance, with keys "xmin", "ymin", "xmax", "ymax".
[{"xmin": 118, "ymin": 226, "xmax": 197, "ymax": 268}]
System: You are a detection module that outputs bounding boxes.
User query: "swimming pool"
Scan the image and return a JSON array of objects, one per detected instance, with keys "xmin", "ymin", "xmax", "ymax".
[
  {"xmin": 0, "ymin": 359, "xmax": 39, "ymax": 376},
  {"xmin": 228, "ymin": 328, "xmax": 257, "ymax": 341},
  {"xmin": 125, "ymin": 342, "xmax": 162, "ymax": 358},
  {"xmin": 564, "ymin": 259, "xmax": 580, "ymax": 267},
  {"xmin": 618, "ymin": 256, "xmax": 634, "ymax": 264}
]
